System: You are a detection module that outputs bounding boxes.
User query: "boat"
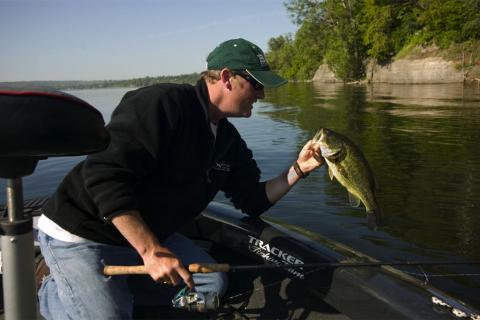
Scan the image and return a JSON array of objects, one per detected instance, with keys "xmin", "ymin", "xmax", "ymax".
[
  {"xmin": 2, "ymin": 197, "xmax": 479, "ymax": 320},
  {"xmin": 1, "ymin": 88, "xmax": 479, "ymax": 320}
]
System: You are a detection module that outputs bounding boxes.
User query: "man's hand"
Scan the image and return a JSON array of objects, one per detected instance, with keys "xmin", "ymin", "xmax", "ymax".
[
  {"xmin": 265, "ymin": 140, "xmax": 324, "ymax": 203},
  {"xmin": 296, "ymin": 139, "xmax": 324, "ymax": 174},
  {"xmin": 141, "ymin": 245, "xmax": 194, "ymax": 288},
  {"xmin": 111, "ymin": 211, "xmax": 194, "ymax": 288}
]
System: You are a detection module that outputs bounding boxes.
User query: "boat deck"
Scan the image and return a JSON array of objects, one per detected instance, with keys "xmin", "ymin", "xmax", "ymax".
[
  {"xmin": 0, "ymin": 198, "xmax": 349, "ymax": 320},
  {"xmin": 3, "ymin": 199, "xmax": 478, "ymax": 319},
  {"xmin": 133, "ymin": 241, "xmax": 349, "ymax": 319}
]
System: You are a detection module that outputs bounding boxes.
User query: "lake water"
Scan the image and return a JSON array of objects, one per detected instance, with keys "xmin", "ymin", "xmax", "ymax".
[{"xmin": 1, "ymin": 83, "xmax": 479, "ymax": 308}]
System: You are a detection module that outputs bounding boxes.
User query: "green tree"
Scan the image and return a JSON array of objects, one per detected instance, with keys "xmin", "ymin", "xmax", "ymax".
[
  {"xmin": 267, "ymin": 1, "xmax": 325, "ymax": 80},
  {"xmin": 321, "ymin": 0, "xmax": 366, "ymax": 80},
  {"xmin": 285, "ymin": 0, "xmax": 324, "ymax": 25},
  {"xmin": 359, "ymin": 1, "xmax": 418, "ymax": 63},
  {"xmin": 266, "ymin": 34, "xmax": 297, "ymax": 78},
  {"xmin": 292, "ymin": 19, "xmax": 325, "ymax": 79},
  {"xmin": 462, "ymin": 0, "xmax": 480, "ymax": 40},
  {"xmin": 281, "ymin": 0, "xmax": 366, "ymax": 81},
  {"xmin": 360, "ymin": 0, "xmax": 393, "ymax": 62},
  {"xmin": 267, "ymin": 0, "xmax": 480, "ymax": 82},
  {"xmin": 415, "ymin": 0, "xmax": 475, "ymax": 47}
]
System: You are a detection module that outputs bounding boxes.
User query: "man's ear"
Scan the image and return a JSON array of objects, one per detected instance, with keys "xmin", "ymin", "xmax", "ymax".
[{"xmin": 220, "ymin": 68, "xmax": 233, "ymax": 90}]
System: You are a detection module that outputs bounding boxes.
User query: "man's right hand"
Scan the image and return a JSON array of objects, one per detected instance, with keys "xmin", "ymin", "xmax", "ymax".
[
  {"xmin": 141, "ymin": 245, "xmax": 194, "ymax": 288},
  {"xmin": 111, "ymin": 211, "xmax": 194, "ymax": 288}
]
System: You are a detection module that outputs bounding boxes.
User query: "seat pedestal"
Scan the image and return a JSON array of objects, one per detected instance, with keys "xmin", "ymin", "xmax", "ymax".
[{"xmin": 1, "ymin": 179, "xmax": 37, "ymax": 319}]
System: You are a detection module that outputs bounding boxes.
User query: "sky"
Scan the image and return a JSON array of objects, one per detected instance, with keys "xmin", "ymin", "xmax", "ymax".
[{"xmin": 0, "ymin": 0, "xmax": 298, "ymax": 82}]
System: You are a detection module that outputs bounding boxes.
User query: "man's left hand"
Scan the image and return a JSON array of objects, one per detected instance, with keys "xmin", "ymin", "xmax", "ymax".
[{"xmin": 297, "ymin": 140, "xmax": 324, "ymax": 174}]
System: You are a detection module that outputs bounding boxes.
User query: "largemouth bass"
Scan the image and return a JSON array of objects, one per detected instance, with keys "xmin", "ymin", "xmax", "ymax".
[{"xmin": 313, "ymin": 128, "xmax": 381, "ymax": 229}]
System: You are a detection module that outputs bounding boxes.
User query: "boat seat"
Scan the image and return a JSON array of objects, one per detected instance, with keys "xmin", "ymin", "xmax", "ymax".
[
  {"xmin": 0, "ymin": 87, "xmax": 110, "ymax": 177},
  {"xmin": 0, "ymin": 88, "xmax": 109, "ymax": 318}
]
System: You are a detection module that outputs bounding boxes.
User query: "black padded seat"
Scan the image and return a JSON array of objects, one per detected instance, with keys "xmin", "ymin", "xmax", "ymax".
[
  {"xmin": 0, "ymin": 87, "xmax": 109, "ymax": 177},
  {"xmin": 0, "ymin": 87, "xmax": 109, "ymax": 158}
]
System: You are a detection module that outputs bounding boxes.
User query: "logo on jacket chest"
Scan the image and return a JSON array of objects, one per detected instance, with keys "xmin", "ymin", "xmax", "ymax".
[
  {"xmin": 206, "ymin": 162, "xmax": 231, "ymax": 183},
  {"xmin": 213, "ymin": 162, "xmax": 231, "ymax": 172}
]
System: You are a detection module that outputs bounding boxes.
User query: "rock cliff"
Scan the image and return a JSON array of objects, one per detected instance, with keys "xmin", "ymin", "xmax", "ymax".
[
  {"xmin": 312, "ymin": 64, "xmax": 341, "ymax": 83},
  {"xmin": 366, "ymin": 57, "xmax": 464, "ymax": 83},
  {"xmin": 312, "ymin": 54, "xmax": 476, "ymax": 84}
]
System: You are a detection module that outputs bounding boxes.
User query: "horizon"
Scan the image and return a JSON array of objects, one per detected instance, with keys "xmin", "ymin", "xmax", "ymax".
[
  {"xmin": 0, "ymin": 72, "xmax": 202, "ymax": 84},
  {"xmin": 0, "ymin": 0, "xmax": 297, "ymax": 82}
]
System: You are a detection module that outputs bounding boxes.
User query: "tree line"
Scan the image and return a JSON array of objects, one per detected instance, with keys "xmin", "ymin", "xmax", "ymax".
[
  {"xmin": 0, "ymin": 73, "xmax": 201, "ymax": 90},
  {"xmin": 266, "ymin": 0, "xmax": 480, "ymax": 81}
]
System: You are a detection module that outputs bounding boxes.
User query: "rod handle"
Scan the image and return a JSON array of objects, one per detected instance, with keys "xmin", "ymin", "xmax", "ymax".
[
  {"xmin": 103, "ymin": 265, "xmax": 146, "ymax": 276},
  {"xmin": 103, "ymin": 263, "xmax": 231, "ymax": 276}
]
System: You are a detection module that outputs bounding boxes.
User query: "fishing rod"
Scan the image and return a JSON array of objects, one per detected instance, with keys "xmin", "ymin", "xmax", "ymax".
[{"xmin": 103, "ymin": 261, "xmax": 480, "ymax": 276}]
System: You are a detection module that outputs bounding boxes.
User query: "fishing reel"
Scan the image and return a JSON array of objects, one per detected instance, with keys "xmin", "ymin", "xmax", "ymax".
[{"xmin": 172, "ymin": 286, "xmax": 219, "ymax": 313}]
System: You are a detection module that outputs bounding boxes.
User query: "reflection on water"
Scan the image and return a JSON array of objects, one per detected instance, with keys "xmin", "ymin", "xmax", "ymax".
[
  {"xmin": 1, "ymin": 83, "xmax": 479, "ymax": 307},
  {"xmin": 365, "ymin": 83, "xmax": 480, "ymax": 107},
  {"xmin": 261, "ymin": 82, "xmax": 480, "ymax": 307}
]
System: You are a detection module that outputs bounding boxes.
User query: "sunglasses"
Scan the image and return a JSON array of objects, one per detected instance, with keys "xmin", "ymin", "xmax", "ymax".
[{"xmin": 232, "ymin": 71, "xmax": 264, "ymax": 90}]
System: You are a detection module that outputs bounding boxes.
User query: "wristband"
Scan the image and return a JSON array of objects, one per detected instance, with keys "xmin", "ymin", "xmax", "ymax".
[{"xmin": 293, "ymin": 161, "xmax": 309, "ymax": 179}]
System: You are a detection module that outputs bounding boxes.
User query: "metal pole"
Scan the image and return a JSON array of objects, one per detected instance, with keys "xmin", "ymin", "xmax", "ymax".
[
  {"xmin": 6, "ymin": 179, "xmax": 24, "ymax": 222},
  {"xmin": 1, "ymin": 178, "xmax": 38, "ymax": 319}
]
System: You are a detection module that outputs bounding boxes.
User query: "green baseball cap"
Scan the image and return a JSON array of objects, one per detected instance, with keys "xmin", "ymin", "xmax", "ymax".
[{"xmin": 207, "ymin": 38, "xmax": 287, "ymax": 88}]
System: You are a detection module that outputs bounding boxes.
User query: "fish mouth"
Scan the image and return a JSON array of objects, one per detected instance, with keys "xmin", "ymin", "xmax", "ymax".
[
  {"xmin": 321, "ymin": 146, "xmax": 345, "ymax": 163},
  {"xmin": 314, "ymin": 128, "xmax": 344, "ymax": 161},
  {"xmin": 320, "ymin": 146, "xmax": 341, "ymax": 158}
]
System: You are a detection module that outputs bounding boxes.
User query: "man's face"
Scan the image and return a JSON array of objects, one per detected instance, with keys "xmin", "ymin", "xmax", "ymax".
[{"xmin": 225, "ymin": 71, "xmax": 264, "ymax": 118}]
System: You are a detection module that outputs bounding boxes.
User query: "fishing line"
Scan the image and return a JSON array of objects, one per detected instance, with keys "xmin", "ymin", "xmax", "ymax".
[
  {"xmin": 404, "ymin": 271, "xmax": 480, "ymax": 278},
  {"xmin": 221, "ymin": 266, "xmax": 329, "ymax": 305},
  {"xmin": 214, "ymin": 264, "xmax": 480, "ymax": 319},
  {"xmin": 418, "ymin": 265, "xmax": 430, "ymax": 285},
  {"xmin": 222, "ymin": 264, "xmax": 480, "ymax": 306},
  {"xmin": 219, "ymin": 266, "xmax": 342, "ymax": 319}
]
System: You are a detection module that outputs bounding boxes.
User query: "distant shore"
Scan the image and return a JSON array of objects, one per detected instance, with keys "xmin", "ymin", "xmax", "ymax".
[{"xmin": 0, "ymin": 73, "xmax": 201, "ymax": 90}]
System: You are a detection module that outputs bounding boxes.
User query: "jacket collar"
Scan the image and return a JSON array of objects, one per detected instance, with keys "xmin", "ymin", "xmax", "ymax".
[
  {"xmin": 195, "ymin": 78, "xmax": 211, "ymax": 124},
  {"xmin": 195, "ymin": 78, "xmax": 229, "ymax": 133}
]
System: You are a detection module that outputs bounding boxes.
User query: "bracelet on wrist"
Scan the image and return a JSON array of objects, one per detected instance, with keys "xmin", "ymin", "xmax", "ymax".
[{"xmin": 293, "ymin": 161, "xmax": 309, "ymax": 179}]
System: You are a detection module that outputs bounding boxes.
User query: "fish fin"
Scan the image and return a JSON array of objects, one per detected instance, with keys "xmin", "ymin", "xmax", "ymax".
[
  {"xmin": 367, "ymin": 208, "xmax": 383, "ymax": 230},
  {"xmin": 312, "ymin": 129, "xmax": 322, "ymax": 142},
  {"xmin": 328, "ymin": 167, "xmax": 335, "ymax": 181},
  {"xmin": 348, "ymin": 192, "xmax": 361, "ymax": 207}
]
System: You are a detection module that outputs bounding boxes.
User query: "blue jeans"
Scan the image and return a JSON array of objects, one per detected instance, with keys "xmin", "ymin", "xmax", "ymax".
[{"xmin": 37, "ymin": 230, "xmax": 227, "ymax": 320}]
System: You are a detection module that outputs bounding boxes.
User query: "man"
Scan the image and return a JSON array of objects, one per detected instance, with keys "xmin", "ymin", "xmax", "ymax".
[{"xmin": 36, "ymin": 38, "xmax": 324, "ymax": 319}]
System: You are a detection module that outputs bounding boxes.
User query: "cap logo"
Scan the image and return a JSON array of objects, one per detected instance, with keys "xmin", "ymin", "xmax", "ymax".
[{"xmin": 257, "ymin": 54, "xmax": 266, "ymax": 66}]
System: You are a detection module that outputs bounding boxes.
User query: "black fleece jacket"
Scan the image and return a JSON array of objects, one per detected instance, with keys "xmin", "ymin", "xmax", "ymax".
[{"xmin": 43, "ymin": 79, "xmax": 273, "ymax": 246}]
